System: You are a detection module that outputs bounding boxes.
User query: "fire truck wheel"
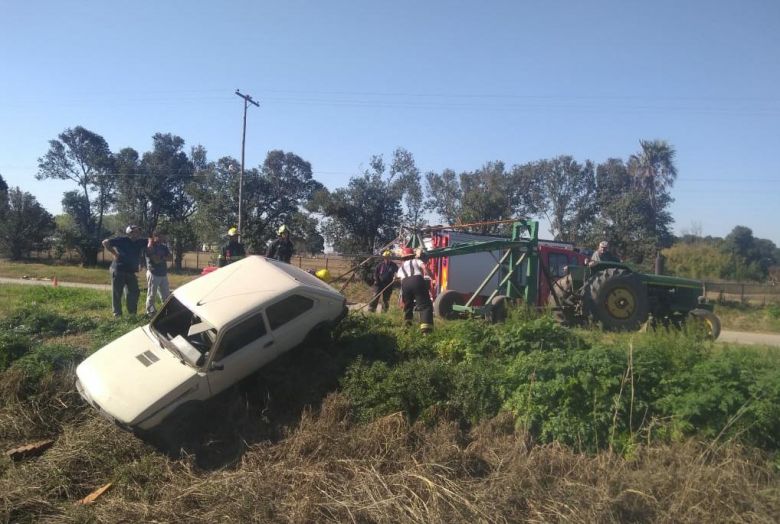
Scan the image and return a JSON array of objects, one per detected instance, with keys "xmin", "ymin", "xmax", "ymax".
[
  {"xmin": 433, "ymin": 290, "xmax": 464, "ymax": 319},
  {"xmin": 584, "ymin": 268, "xmax": 649, "ymax": 331},
  {"xmin": 486, "ymin": 295, "xmax": 508, "ymax": 323},
  {"xmin": 689, "ymin": 308, "xmax": 721, "ymax": 340}
]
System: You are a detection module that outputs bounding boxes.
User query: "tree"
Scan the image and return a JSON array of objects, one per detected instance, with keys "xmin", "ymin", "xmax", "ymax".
[
  {"xmin": 628, "ymin": 139, "xmax": 678, "ymax": 255},
  {"xmin": 0, "ymin": 173, "xmax": 8, "ymax": 222},
  {"xmin": 425, "ymin": 161, "xmax": 541, "ymax": 234},
  {"xmin": 243, "ymin": 150, "xmax": 324, "ymax": 252},
  {"xmin": 36, "ymin": 126, "xmax": 113, "ymax": 265},
  {"xmin": 312, "ymin": 155, "xmax": 402, "ymax": 254},
  {"xmin": 535, "ymin": 156, "xmax": 596, "ymax": 243},
  {"xmin": 389, "ymin": 148, "xmax": 424, "ymax": 227},
  {"xmin": 0, "ymin": 188, "xmax": 55, "ymax": 260}
]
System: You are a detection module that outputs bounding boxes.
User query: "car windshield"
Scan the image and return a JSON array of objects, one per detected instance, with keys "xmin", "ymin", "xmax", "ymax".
[{"xmin": 151, "ymin": 296, "xmax": 217, "ymax": 368}]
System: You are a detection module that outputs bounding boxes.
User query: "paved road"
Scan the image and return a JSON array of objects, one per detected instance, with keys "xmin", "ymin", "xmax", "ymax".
[{"xmin": 719, "ymin": 330, "xmax": 780, "ymax": 347}]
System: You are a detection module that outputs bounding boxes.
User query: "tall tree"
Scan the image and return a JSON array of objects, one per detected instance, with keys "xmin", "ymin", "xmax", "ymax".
[
  {"xmin": 389, "ymin": 148, "xmax": 424, "ymax": 227},
  {"xmin": 535, "ymin": 155, "xmax": 596, "ymax": 243},
  {"xmin": 140, "ymin": 133, "xmax": 197, "ymax": 269},
  {"xmin": 243, "ymin": 150, "xmax": 324, "ymax": 252},
  {"xmin": 425, "ymin": 161, "xmax": 540, "ymax": 234},
  {"xmin": 311, "ymin": 155, "xmax": 402, "ymax": 254},
  {"xmin": 0, "ymin": 187, "xmax": 55, "ymax": 260},
  {"xmin": 36, "ymin": 126, "xmax": 113, "ymax": 265},
  {"xmin": 628, "ymin": 139, "xmax": 678, "ymax": 256}
]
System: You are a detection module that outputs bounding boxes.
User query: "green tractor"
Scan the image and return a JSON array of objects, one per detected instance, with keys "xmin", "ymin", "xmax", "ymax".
[
  {"xmin": 548, "ymin": 261, "xmax": 721, "ymax": 338},
  {"xmin": 418, "ymin": 219, "xmax": 720, "ymax": 338}
]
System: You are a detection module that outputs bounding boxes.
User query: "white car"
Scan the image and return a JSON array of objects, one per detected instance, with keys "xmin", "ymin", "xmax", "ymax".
[{"xmin": 76, "ymin": 256, "xmax": 347, "ymax": 432}]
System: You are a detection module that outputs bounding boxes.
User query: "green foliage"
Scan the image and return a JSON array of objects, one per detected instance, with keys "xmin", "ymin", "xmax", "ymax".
[
  {"xmin": 0, "ymin": 187, "xmax": 55, "ymax": 260},
  {"xmin": 1, "ymin": 306, "xmax": 96, "ymax": 338},
  {"xmin": 0, "ymin": 332, "xmax": 32, "ymax": 371},
  {"xmin": 663, "ymin": 242, "xmax": 733, "ymax": 280},
  {"xmin": 11, "ymin": 343, "xmax": 84, "ymax": 387}
]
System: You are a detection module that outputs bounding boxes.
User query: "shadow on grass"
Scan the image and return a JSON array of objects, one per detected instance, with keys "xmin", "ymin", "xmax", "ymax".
[{"xmin": 141, "ymin": 329, "xmax": 398, "ymax": 471}]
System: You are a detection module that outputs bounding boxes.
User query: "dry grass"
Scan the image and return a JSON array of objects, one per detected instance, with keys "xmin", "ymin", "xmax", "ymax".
[{"xmin": 1, "ymin": 389, "xmax": 777, "ymax": 523}]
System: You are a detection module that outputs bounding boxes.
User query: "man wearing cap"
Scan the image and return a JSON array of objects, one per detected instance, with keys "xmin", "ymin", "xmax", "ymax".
[
  {"xmin": 218, "ymin": 227, "xmax": 246, "ymax": 267},
  {"xmin": 102, "ymin": 225, "xmax": 149, "ymax": 317},
  {"xmin": 266, "ymin": 225, "xmax": 294, "ymax": 263},
  {"xmin": 589, "ymin": 240, "xmax": 620, "ymax": 266},
  {"xmin": 368, "ymin": 250, "xmax": 399, "ymax": 313}
]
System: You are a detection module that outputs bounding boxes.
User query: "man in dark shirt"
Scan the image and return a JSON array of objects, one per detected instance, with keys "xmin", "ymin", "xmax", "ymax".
[
  {"xmin": 145, "ymin": 230, "xmax": 172, "ymax": 316},
  {"xmin": 218, "ymin": 227, "xmax": 246, "ymax": 267},
  {"xmin": 103, "ymin": 225, "xmax": 148, "ymax": 317},
  {"xmin": 266, "ymin": 224, "xmax": 294, "ymax": 263},
  {"xmin": 368, "ymin": 250, "xmax": 398, "ymax": 313}
]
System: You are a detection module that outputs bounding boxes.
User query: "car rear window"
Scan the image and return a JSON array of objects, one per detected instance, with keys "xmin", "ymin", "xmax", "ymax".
[{"xmin": 267, "ymin": 294, "xmax": 314, "ymax": 330}]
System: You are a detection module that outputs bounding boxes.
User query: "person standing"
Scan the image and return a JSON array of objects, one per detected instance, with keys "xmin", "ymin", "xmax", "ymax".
[
  {"xmin": 266, "ymin": 224, "xmax": 294, "ymax": 263},
  {"xmin": 368, "ymin": 250, "xmax": 398, "ymax": 313},
  {"xmin": 396, "ymin": 247, "xmax": 434, "ymax": 333},
  {"xmin": 145, "ymin": 230, "xmax": 172, "ymax": 316},
  {"xmin": 218, "ymin": 227, "xmax": 246, "ymax": 267},
  {"xmin": 102, "ymin": 225, "xmax": 148, "ymax": 317}
]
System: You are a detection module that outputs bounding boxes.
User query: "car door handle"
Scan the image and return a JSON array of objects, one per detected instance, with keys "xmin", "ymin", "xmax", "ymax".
[{"xmin": 264, "ymin": 340, "xmax": 274, "ymax": 348}]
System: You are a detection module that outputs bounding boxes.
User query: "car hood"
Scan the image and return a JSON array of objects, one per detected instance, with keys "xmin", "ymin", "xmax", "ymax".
[{"xmin": 76, "ymin": 325, "xmax": 201, "ymax": 426}]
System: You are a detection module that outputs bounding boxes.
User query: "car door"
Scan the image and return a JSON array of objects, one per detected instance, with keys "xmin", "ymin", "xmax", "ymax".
[
  {"xmin": 265, "ymin": 293, "xmax": 318, "ymax": 351},
  {"xmin": 206, "ymin": 311, "xmax": 275, "ymax": 396}
]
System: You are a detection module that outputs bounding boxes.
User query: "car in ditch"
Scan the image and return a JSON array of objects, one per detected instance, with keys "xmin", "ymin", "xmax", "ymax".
[{"xmin": 76, "ymin": 255, "xmax": 348, "ymax": 432}]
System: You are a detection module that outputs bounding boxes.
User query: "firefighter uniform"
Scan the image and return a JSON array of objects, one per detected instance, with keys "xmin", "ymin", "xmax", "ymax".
[
  {"xmin": 396, "ymin": 249, "xmax": 433, "ymax": 333},
  {"xmin": 217, "ymin": 227, "xmax": 246, "ymax": 267}
]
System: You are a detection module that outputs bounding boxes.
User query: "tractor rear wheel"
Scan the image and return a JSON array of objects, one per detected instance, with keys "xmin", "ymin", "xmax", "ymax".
[
  {"xmin": 689, "ymin": 308, "xmax": 721, "ymax": 339},
  {"xmin": 433, "ymin": 290, "xmax": 465, "ymax": 319},
  {"xmin": 584, "ymin": 268, "xmax": 649, "ymax": 331}
]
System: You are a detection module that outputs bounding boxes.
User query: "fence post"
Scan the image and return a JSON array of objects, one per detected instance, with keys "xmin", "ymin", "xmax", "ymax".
[
  {"xmin": 196, "ymin": 250, "xmax": 199, "ymax": 269},
  {"xmin": 741, "ymin": 284, "xmax": 745, "ymax": 304},
  {"xmin": 325, "ymin": 257, "xmax": 329, "ymax": 269}
]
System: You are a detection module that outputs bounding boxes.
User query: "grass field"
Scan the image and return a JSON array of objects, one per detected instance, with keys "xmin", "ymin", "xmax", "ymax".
[{"xmin": 0, "ymin": 283, "xmax": 778, "ymax": 521}]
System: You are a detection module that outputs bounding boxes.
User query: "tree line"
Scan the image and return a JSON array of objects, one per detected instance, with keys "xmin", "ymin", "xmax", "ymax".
[{"xmin": 0, "ymin": 126, "xmax": 777, "ymax": 280}]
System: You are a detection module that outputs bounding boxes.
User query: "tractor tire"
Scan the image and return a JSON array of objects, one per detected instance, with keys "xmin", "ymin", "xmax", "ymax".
[
  {"xmin": 433, "ymin": 290, "xmax": 464, "ymax": 319},
  {"xmin": 584, "ymin": 268, "xmax": 649, "ymax": 331},
  {"xmin": 548, "ymin": 275, "xmax": 577, "ymax": 326},
  {"xmin": 485, "ymin": 295, "xmax": 509, "ymax": 323},
  {"xmin": 689, "ymin": 308, "xmax": 721, "ymax": 340}
]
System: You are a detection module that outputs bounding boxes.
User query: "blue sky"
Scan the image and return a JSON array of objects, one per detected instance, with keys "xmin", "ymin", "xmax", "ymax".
[{"xmin": 1, "ymin": 0, "xmax": 778, "ymax": 244}]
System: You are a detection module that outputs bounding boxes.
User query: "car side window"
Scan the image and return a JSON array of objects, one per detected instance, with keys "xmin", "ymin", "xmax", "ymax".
[
  {"xmin": 215, "ymin": 312, "xmax": 267, "ymax": 361},
  {"xmin": 266, "ymin": 295, "xmax": 314, "ymax": 330},
  {"xmin": 548, "ymin": 253, "xmax": 569, "ymax": 278}
]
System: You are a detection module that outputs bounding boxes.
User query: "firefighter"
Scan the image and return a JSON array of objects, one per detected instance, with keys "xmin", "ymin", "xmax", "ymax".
[
  {"xmin": 217, "ymin": 227, "xmax": 246, "ymax": 267},
  {"xmin": 396, "ymin": 247, "xmax": 434, "ymax": 333},
  {"xmin": 368, "ymin": 250, "xmax": 398, "ymax": 313},
  {"xmin": 266, "ymin": 224, "xmax": 294, "ymax": 263}
]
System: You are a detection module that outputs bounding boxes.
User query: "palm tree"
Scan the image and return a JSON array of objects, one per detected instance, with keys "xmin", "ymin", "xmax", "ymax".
[{"xmin": 628, "ymin": 140, "xmax": 678, "ymax": 261}]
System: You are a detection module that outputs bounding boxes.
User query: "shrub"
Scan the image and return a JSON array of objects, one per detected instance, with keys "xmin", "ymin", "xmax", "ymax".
[
  {"xmin": 0, "ymin": 333, "xmax": 32, "ymax": 371},
  {"xmin": 2, "ymin": 306, "xmax": 96, "ymax": 338}
]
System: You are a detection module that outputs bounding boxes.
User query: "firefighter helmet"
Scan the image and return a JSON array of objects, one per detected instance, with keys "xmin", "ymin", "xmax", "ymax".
[
  {"xmin": 401, "ymin": 247, "xmax": 415, "ymax": 258},
  {"xmin": 382, "ymin": 249, "xmax": 392, "ymax": 257},
  {"xmin": 227, "ymin": 227, "xmax": 238, "ymax": 236},
  {"xmin": 277, "ymin": 225, "xmax": 288, "ymax": 235}
]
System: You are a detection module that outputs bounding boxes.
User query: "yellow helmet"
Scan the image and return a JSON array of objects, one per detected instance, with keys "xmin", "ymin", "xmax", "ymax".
[
  {"xmin": 227, "ymin": 227, "xmax": 238, "ymax": 236},
  {"xmin": 382, "ymin": 250, "xmax": 392, "ymax": 257},
  {"xmin": 277, "ymin": 224, "xmax": 288, "ymax": 235},
  {"xmin": 314, "ymin": 268, "xmax": 331, "ymax": 282}
]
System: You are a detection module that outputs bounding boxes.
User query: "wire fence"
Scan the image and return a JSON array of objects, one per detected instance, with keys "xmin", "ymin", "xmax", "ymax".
[
  {"xmin": 703, "ymin": 280, "xmax": 780, "ymax": 305},
  {"xmin": 26, "ymin": 248, "xmax": 358, "ymax": 275}
]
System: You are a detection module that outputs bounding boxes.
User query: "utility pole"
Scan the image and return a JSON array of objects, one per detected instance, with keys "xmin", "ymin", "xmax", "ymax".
[{"xmin": 235, "ymin": 89, "xmax": 260, "ymax": 238}]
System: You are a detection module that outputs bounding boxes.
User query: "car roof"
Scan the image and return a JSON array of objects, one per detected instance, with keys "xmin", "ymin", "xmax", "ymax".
[{"xmin": 173, "ymin": 255, "xmax": 343, "ymax": 329}]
